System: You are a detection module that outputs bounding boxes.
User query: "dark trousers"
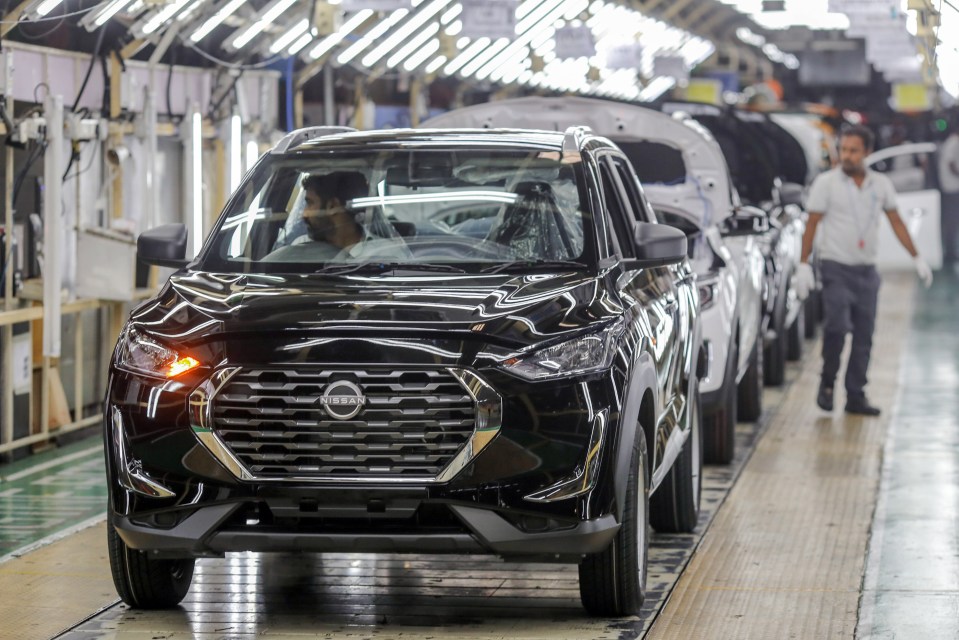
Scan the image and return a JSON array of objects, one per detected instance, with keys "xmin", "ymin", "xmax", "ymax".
[
  {"xmin": 819, "ymin": 260, "xmax": 881, "ymax": 399},
  {"xmin": 942, "ymin": 191, "xmax": 959, "ymax": 264}
]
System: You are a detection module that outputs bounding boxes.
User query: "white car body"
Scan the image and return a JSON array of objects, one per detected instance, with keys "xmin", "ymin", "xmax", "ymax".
[
  {"xmin": 866, "ymin": 141, "xmax": 943, "ymax": 270},
  {"xmin": 422, "ymin": 97, "xmax": 765, "ymax": 404}
]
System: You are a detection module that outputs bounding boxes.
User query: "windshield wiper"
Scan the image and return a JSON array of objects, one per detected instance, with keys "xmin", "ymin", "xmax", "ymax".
[
  {"xmin": 314, "ymin": 262, "xmax": 468, "ymax": 275},
  {"xmin": 480, "ymin": 260, "xmax": 588, "ymax": 274}
]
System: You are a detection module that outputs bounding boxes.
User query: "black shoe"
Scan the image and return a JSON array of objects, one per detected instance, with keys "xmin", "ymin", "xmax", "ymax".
[
  {"xmin": 817, "ymin": 385, "xmax": 834, "ymax": 411},
  {"xmin": 845, "ymin": 396, "xmax": 881, "ymax": 416}
]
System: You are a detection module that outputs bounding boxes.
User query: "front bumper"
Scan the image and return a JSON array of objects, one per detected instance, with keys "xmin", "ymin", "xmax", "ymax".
[
  {"xmin": 106, "ymin": 360, "xmax": 628, "ymax": 561},
  {"xmin": 112, "ymin": 500, "xmax": 620, "ymax": 563}
]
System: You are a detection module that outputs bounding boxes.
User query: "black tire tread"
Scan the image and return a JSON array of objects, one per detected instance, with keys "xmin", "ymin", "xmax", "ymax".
[
  {"xmin": 108, "ymin": 523, "xmax": 195, "ymax": 609},
  {"xmin": 738, "ymin": 334, "xmax": 763, "ymax": 422},
  {"xmin": 650, "ymin": 379, "xmax": 701, "ymax": 533},
  {"xmin": 703, "ymin": 341, "xmax": 737, "ymax": 465},
  {"xmin": 579, "ymin": 440, "xmax": 648, "ymax": 617}
]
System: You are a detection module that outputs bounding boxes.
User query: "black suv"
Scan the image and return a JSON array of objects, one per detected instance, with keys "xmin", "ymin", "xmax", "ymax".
[{"xmin": 105, "ymin": 127, "xmax": 702, "ymax": 617}]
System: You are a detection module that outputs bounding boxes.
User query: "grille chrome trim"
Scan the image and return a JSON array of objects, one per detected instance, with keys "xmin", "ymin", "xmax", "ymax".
[{"xmin": 189, "ymin": 366, "xmax": 501, "ymax": 484}]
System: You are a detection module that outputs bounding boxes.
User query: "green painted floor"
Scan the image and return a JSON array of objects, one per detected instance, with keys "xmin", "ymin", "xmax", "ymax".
[
  {"xmin": 857, "ymin": 268, "xmax": 959, "ymax": 639},
  {"xmin": 0, "ymin": 434, "xmax": 106, "ymax": 558}
]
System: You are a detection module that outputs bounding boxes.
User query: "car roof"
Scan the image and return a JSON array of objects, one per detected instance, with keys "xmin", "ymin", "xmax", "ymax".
[
  {"xmin": 422, "ymin": 96, "xmax": 734, "ymax": 225},
  {"xmin": 286, "ymin": 127, "xmax": 584, "ymax": 152}
]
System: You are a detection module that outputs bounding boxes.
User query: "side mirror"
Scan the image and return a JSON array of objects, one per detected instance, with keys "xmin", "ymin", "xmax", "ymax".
[
  {"xmin": 138, "ymin": 223, "xmax": 189, "ymax": 269},
  {"xmin": 622, "ymin": 222, "xmax": 688, "ymax": 269},
  {"xmin": 777, "ymin": 182, "xmax": 804, "ymax": 207},
  {"xmin": 721, "ymin": 206, "xmax": 769, "ymax": 236}
]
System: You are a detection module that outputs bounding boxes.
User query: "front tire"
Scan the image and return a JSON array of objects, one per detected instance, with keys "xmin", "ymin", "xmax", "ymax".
[
  {"xmin": 703, "ymin": 340, "xmax": 737, "ymax": 465},
  {"xmin": 579, "ymin": 437, "xmax": 648, "ymax": 617},
  {"xmin": 764, "ymin": 307, "xmax": 786, "ymax": 386},
  {"xmin": 650, "ymin": 378, "xmax": 702, "ymax": 533},
  {"xmin": 108, "ymin": 521, "xmax": 195, "ymax": 609},
  {"xmin": 737, "ymin": 334, "xmax": 764, "ymax": 422},
  {"xmin": 787, "ymin": 301, "xmax": 805, "ymax": 361}
]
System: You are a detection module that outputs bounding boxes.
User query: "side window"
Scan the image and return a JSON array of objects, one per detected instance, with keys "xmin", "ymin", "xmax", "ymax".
[
  {"xmin": 598, "ymin": 161, "xmax": 635, "ymax": 259},
  {"xmin": 612, "ymin": 156, "xmax": 655, "ymax": 223},
  {"xmin": 869, "ymin": 151, "xmax": 930, "ymax": 193}
]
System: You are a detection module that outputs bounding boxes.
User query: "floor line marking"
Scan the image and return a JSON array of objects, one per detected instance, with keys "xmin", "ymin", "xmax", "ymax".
[
  {"xmin": 0, "ymin": 513, "xmax": 106, "ymax": 566},
  {"xmin": 0, "ymin": 445, "xmax": 103, "ymax": 483}
]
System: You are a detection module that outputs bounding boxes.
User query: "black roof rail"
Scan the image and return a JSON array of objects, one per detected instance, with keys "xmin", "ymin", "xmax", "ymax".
[
  {"xmin": 271, "ymin": 126, "xmax": 357, "ymax": 154},
  {"xmin": 562, "ymin": 125, "xmax": 592, "ymax": 156}
]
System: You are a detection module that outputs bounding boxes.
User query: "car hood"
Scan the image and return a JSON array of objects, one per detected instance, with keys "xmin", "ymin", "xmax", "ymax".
[
  {"xmin": 421, "ymin": 96, "xmax": 734, "ymax": 225},
  {"xmin": 130, "ymin": 270, "xmax": 619, "ymax": 351}
]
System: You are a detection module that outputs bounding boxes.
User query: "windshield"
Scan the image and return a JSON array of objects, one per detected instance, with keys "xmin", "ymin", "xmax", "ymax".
[{"xmin": 199, "ymin": 146, "xmax": 591, "ymax": 274}]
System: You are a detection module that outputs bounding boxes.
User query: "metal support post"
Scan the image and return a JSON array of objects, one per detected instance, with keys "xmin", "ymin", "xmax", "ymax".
[
  {"xmin": 42, "ymin": 94, "xmax": 65, "ymax": 437},
  {"xmin": 2, "ymin": 52, "xmax": 15, "ymax": 446},
  {"xmin": 324, "ymin": 65, "xmax": 335, "ymax": 126}
]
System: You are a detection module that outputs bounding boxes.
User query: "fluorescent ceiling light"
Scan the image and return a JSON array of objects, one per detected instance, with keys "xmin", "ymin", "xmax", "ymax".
[
  {"xmin": 403, "ymin": 38, "xmax": 441, "ymax": 71},
  {"xmin": 190, "ymin": 0, "xmax": 245, "ymax": 42},
  {"xmin": 270, "ymin": 19, "xmax": 310, "ymax": 53},
  {"xmin": 287, "ymin": 32, "xmax": 314, "ymax": 55},
  {"xmin": 337, "ymin": 9, "xmax": 410, "ymax": 64},
  {"xmin": 176, "ymin": 0, "xmax": 207, "ymax": 23},
  {"xmin": 387, "ymin": 22, "xmax": 440, "ymax": 68},
  {"xmin": 231, "ymin": 0, "xmax": 298, "ymax": 49},
  {"xmin": 361, "ymin": 0, "xmax": 453, "ymax": 67},
  {"xmin": 142, "ymin": 0, "xmax": 192, "ymax": 34},
  {"xmin": 308, "ymin": 10, "xmax": 375, "ymax": 59},
  {"xmin": 443, "ymin": 37, "xmax": 489, "ymax": 74},
  {"xmin": 87, "ymin": 0, "xmax": 134, "ymax": 27},
  {"xmin": 424, "ymin": 55, "xmax": 447, "ymax": 73},
  {"xmin": 459, "ymin": 37, "xmax": 510, "ymax": 77},
  {"xmin": 33, "ymin": 0, "xmax": 64, "ymax": 16}
]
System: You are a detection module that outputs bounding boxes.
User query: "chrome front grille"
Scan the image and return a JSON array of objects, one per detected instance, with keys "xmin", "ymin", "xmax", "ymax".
[{"xmin": 209, "ymin": 368, "xmax": 476, "ymax": 479}]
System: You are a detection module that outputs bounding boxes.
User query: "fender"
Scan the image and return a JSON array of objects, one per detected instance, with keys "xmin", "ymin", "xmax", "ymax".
[{"xmin": 611, "ymin": 349, "xmax": 660, "ymax": 523}]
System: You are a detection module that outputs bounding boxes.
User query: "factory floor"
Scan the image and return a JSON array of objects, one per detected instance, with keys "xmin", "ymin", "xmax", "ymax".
[{"xmin": 1, "ymin": 270, "xmax": 956, "ymax": 640}]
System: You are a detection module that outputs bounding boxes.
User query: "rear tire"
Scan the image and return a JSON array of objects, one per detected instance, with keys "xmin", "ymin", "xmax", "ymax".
[
  {"xmin": 650, "ymin": 378, "xmax": 702, "ymax": 533},
  {"xmin": 787, "ymin": 302, "xmax": 805, "ymax": 361},
  {"xmin": 579, "ymin": 437, "xmax": 648, "ymax": 617},
  {"xmin": 108, "ymin": 521, "xmax": 195, "ymax": 609},
  {"xmin": 763, "ymin": 308, "xmax": 786, "ymax": 386},
  {"xmin": 737, "ymin": 335, "xmax": 763, "ymax": 422},
  {"xmin": 703, "ymin": 341, "xmax": 737, "ymax": 465}
]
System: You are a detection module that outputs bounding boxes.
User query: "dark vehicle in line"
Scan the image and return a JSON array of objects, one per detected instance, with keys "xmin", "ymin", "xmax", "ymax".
[
  {"xmin": 424, "ymin": 98, "xmax": 768, "ymax": 464},
  {"xmin": 105, "ymin": 126, "xmax": 703, "ymax": 617}
]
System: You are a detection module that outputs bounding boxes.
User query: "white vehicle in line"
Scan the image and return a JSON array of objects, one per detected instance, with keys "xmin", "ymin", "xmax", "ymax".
[
  {"xmin": 866, "ymin": 141, "xmax": 943, "ymax": 271},
  {"xmin": 423, "ymin": 97, "xmax": 767, "ymax": 464}
]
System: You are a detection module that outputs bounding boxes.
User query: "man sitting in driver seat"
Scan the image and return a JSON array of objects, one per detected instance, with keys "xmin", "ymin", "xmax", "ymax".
[{"xmin": 266, "ymin": 171, "xmax": 409, "ymax": 262}]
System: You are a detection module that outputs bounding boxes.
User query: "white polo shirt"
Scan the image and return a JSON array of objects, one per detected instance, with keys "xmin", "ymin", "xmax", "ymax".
[{"xmin": 805, "ymin": 167, "xmax": 898, "ymax": 266}]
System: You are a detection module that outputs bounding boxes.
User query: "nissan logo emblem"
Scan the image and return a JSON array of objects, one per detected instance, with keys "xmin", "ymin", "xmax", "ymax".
[{"xmin": 318, "ymin": 380, "xmax": 366, "ymax": 420}]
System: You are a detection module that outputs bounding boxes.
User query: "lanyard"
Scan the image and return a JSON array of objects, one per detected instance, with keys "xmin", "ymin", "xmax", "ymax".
[{"xmin": 843, "ymin": 175, "xmax": 877, "ymax": 251}]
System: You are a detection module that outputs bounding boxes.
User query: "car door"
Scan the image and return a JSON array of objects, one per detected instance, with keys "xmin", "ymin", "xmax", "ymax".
[
  {"xmin": 866, "ymin": 142, "xmax": 942, "ymax": 269},
  {"xmin": 602, "ymin": 153, "xmax": 688, "ymax": 475}
]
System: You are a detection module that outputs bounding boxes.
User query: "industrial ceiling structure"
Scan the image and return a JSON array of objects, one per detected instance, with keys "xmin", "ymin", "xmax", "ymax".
[
  {"xmin": 4, "ymin": 0, "xmax": 802, "ymax": 105},
  {"xmin": 1, "ymin": 0, "xmax": 954, "ymax": 113}
]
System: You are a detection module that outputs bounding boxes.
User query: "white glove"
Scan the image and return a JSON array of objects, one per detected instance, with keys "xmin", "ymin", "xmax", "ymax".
[
  {"xmin": 914, "ymin": 256, "xmax": 933, "ymax": 288},
  {"xmin": 793, "ymin": 262, "xmax": 815, "ymax": 301}
]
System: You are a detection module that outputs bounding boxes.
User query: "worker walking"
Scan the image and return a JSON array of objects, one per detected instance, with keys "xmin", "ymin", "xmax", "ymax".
[{"xmin": 794, "ymin": 124, "xmax": 933, "ymax": 416}]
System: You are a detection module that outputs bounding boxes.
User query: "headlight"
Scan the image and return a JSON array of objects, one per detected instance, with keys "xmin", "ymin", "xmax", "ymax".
[
  {"xmin": 503, "ymin": 322, "xmax": 622, "ymax": 381},
  {"xmin": 698, "ymin": 274, "xmax": 720, "ymax": 310},
  {"xmin": 117, "ymin": 327, "xmax": 201, "ymax": 379}
]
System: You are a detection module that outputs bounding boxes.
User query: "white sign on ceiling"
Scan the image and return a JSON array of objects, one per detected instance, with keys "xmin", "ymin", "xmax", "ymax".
[
  {"xmin": 653, "ymin": 54, "xmax": 689, "ymax": 82},
  {"xmin": 554, "ymin": 25, "xmax": 596, "ymax": 59},
  {"xmin": 605, "ymin": 42, "xmax": 643, "ymax": 70},
  {"xmin": 459, "ymin": 0, "xmax": 518, "ymax": 40},
  {"xmin": 828, "ymin": 0, "xmax": 898, "ymax": 13},
  {"xmin": 341, "ymin": 0, "xmax": 411, "ymax": 12}
]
